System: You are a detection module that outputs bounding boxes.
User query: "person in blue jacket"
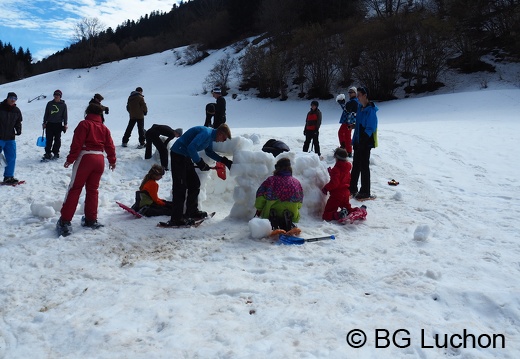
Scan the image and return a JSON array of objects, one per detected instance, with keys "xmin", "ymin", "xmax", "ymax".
[
  {"xmin": 350, "ymin": 86, "xmax": 378, "ymax": 200},
  {"xmin": 163, "ymin": 124, "xmax": 233, "ymax": 226}
]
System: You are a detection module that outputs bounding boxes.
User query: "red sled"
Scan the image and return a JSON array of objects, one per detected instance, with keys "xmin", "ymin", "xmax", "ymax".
[
  {"xmin": 116, "ymin": 201, "xmax": 142, "ymax": 218},
  {"xmin": 338, "ymin": 205, "xmax": 367, "ymax": 224}
]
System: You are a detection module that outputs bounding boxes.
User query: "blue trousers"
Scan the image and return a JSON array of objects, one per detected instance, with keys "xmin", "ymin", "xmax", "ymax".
[{"xmin": 0, "ymin": 140, "xmax": 16, "ymax": 178}]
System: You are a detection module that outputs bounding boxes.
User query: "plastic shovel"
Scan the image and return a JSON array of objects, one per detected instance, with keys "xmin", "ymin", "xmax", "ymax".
[
  {"xmin": 194, "ymin": 162, "xmax": 226, "ymax": 180},
  {"xmin": 213, "ymin": 162, "xmax": 226, "ymax": 180},
  {"xmin": 278, "ymin": 234, "xmax": 336, "ymax": 245},
  {"xmin": 36, "ymin": 130, "xmax": 46, "ymax": 147}
]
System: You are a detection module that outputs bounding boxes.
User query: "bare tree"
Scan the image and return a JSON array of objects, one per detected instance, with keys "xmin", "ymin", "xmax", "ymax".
[
  {"xmin": 73, "ymin": 17, "xmax": 106, "ymax": 67},
  {"xmin": 205, "ymin": 54, "xmax": 238, "ymax": 95}
]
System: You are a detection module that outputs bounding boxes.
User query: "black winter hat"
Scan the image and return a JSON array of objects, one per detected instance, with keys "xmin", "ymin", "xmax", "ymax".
[
  {"xmin": 334, "ymin": 148, "xmax": 348, "ymax": 161},
  {"xmin": 7, "ymin": 92, "xmax": 17, "ymax": 99},
  {"xmin": 275, "ymin": 158, "xmax": 291, "ymax": 171},
  {"xmin": 94, "ymin": 93, "xmax": 104, "ymax": 101},
  {"xmin": 311, "ymin": 100, "xmax": 319, "ymax": 107}
]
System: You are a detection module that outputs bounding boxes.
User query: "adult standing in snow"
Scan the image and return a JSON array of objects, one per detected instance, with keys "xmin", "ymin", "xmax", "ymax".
[
  {"xmin": 42, "ymin": 89, "xmax": 68, "ymax": 160},
  {"xmin": 162, "ymin": 124, "xmax": 232, "ymax": 227},
  {"xmin": 302, "ymin": 100, "xmax": 322, "ymax": 157},
  {"xmin": 89, "ymin": 93, "xmax": 109, "ymax": 122},
  {"xmin": 0, "ymin": 92, "xmax": 22, "ymax": 184},
  {"xmin": 337, "ymin": 86, "xmax": 359, "ymax": 157},
  {"xmin": 123, "ymin": 87, "xmax": 148, "ymax": 148},
  {"xmin": 211, "ymin": 87, "xmax": 226, "ymax": 128},
  {"xmin": 350, "ymin": 86, "xmax": 378, "ymax": 200},
  {"xmin": 56, "ymin": 103, "xmax": 116, "ymax": 237},
  {"xmin": 144, "ymin": 124, "xmax": 183, "ymax": 170},
  {"xmin": 255, "ymin": 158, "xmax": 303, "ymax": 232}
]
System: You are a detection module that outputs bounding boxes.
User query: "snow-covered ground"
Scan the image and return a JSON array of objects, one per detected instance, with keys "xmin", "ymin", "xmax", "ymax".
[{"xmin": 1, "ymin": 45, "xmax": 520, "ymax": 358}]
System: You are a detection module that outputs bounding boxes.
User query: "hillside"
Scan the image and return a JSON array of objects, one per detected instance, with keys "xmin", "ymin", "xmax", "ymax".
[{"xmin": 0, "ymin": 47, "xmax": 519, "ymax": 358}]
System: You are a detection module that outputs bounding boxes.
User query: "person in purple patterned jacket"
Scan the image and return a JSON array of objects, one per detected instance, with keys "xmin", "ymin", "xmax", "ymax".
[{"xmin": 254, "ymin": 158, "xmax": 303, "ymax": 231}]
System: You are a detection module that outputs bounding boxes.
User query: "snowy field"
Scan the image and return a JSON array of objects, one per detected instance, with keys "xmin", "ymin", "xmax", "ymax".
[{"xmin": 1, "ymin": 45, "xmax": 520, "ymax": 358}]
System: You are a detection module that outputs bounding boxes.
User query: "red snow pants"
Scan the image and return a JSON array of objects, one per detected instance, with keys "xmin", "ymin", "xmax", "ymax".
[
  {"xmin": 60, "ymin": 152, "xmax": 105, "ymax": 222},
  {"xmin": 322, "ymin": 191, "xmax": 353, "ymax": 221},
  {"xmin": 338, "ymin": 124, "xmax": 352, "ymax": 153}
]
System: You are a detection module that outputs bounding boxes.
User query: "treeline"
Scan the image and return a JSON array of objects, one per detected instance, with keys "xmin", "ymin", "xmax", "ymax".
[
  {"xmin": 0, "ymin": 41, "xmax": 32, "ymax": 83},
  {"xmin": 2, "ymin": 0, "xmax": 520, "ymax": 100}
]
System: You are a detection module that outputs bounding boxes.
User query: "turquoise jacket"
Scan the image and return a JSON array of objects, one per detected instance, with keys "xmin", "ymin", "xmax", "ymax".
[{"xmin": 170, "ymin": 126, "xmax": 224, "ymax": 163}]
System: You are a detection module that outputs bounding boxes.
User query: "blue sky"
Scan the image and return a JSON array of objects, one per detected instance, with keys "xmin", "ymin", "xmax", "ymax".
[{"xmin": 0, "ymin": 0, "xmax": 177, "ymax": 62}]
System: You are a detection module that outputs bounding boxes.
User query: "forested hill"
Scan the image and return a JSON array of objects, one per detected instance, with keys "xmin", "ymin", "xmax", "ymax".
[{"xmin": 1, "ymin": 0, "xmax": 519, "ymax": 100}]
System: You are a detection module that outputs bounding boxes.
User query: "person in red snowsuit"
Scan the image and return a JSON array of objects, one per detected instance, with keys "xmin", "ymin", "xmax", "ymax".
[
  {"xmin": 56, "ymin": 103, "xmax": 116, "ymax": 236},
  {"xmin": 322, "ymin": 148, "xmax": 353, "ymax": 221}
]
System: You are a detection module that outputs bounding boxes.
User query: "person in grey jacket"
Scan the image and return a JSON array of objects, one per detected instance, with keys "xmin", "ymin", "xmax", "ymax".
[{"xmin": 42, "ymin": 89, "xmax": 68, "ymax": 160}]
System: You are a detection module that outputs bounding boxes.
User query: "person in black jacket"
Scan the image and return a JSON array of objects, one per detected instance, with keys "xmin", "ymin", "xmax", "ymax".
[
  {"xmin": 302, "ymin": 100, "xmax": 322, "ymax": 157},
  {"xmin": 42, "ymin": 89, "xmax": 68, "ymax": 160},
  {"xmin": 204, "ymin": 103, "xmax": 215, "ymax": 127},
  {"xmin": 211, "ymin": 87, "xmax": 226, "ymax": 128},
  {"xmin": 0, "ymin": 92, "xmax": 23, "ymax": 184},
  {"xmin": 144, "ymin": 124, "xmax": 182, "ymax": 170}
]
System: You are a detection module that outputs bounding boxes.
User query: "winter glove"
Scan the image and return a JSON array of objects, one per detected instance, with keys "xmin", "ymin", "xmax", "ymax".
[
  {"xmin": 321, "ymin": 187, "xmax": 328, "ymax": 195},
  {"xmin": 62, "ymin": 125, "xmax": 67, "ymax": 133},
  {"xmin": 104, "ymin": 107, "xmax": 110, "ymax": 115},
  {"xmin": 196, "ymin": 159, "xmax": 210, "ymax": 171},
  {"xmin": 221, "ymin": 156, "xmax": 233, "ymax": 170}
]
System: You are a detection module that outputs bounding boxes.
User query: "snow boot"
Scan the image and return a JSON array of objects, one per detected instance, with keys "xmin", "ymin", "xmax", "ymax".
[
  {"xmin": 56, "ymin": 218, "xmax": 72, "ymax": 237},
  {"xmin": 81, "ymin": 216, "xmax": 104, "ymax": 229}
]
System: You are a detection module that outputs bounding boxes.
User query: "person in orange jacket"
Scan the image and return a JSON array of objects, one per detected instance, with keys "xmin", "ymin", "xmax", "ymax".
[{"xmin": 133, "ymin": 164, "xmax": 173, "ymax": 217}]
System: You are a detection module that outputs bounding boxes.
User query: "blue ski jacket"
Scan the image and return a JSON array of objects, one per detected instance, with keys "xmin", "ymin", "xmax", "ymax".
[
  {"xmin": 352, "ymin": 102, "xmax": 378, "ymax": 149},
  {"xmin": 170, "ymin": 126, "xmax": 223, "ymax": 163}
]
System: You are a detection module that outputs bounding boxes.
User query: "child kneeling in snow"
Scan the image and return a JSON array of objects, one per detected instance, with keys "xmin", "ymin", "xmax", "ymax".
[
  {"xmin": 132, "ymin": 164, "xmax": 173, "ymax": 216},
  {"xmin": 322, "ymin": 148, "xmax": 354, "ymax": 221},
  {"xmin": 255, "ymin": 158, "xmax": 303, "ymax": 232}
]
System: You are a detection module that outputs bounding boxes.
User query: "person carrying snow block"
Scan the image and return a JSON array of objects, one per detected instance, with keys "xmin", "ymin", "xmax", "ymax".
[
  {"xmin": 262, "ymin": 139, "xmax": 290, "ymax": 157},
  {"xmin": 302, "ymin": 100, "xmax": 322, "ymax": 157},
  {"xmin": 322, "ymin": 148, "xmax": 354, "ymax": 221},
  {"xmin": 133, "ymin": 164, "xmax": 173, "ymax": 217},
  {"xmin": 337, "ymin": 86, "xmax": 359, "ymax": 157},
  {"xmin": 255, "ymin": 158, "xmax": 303, "ymax": 231}
]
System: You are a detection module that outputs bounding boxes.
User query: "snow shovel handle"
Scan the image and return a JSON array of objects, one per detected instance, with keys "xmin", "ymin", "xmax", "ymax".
[{"xmin": 305, "ymin": 235, "xmax": 335, "ymax": 242}]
